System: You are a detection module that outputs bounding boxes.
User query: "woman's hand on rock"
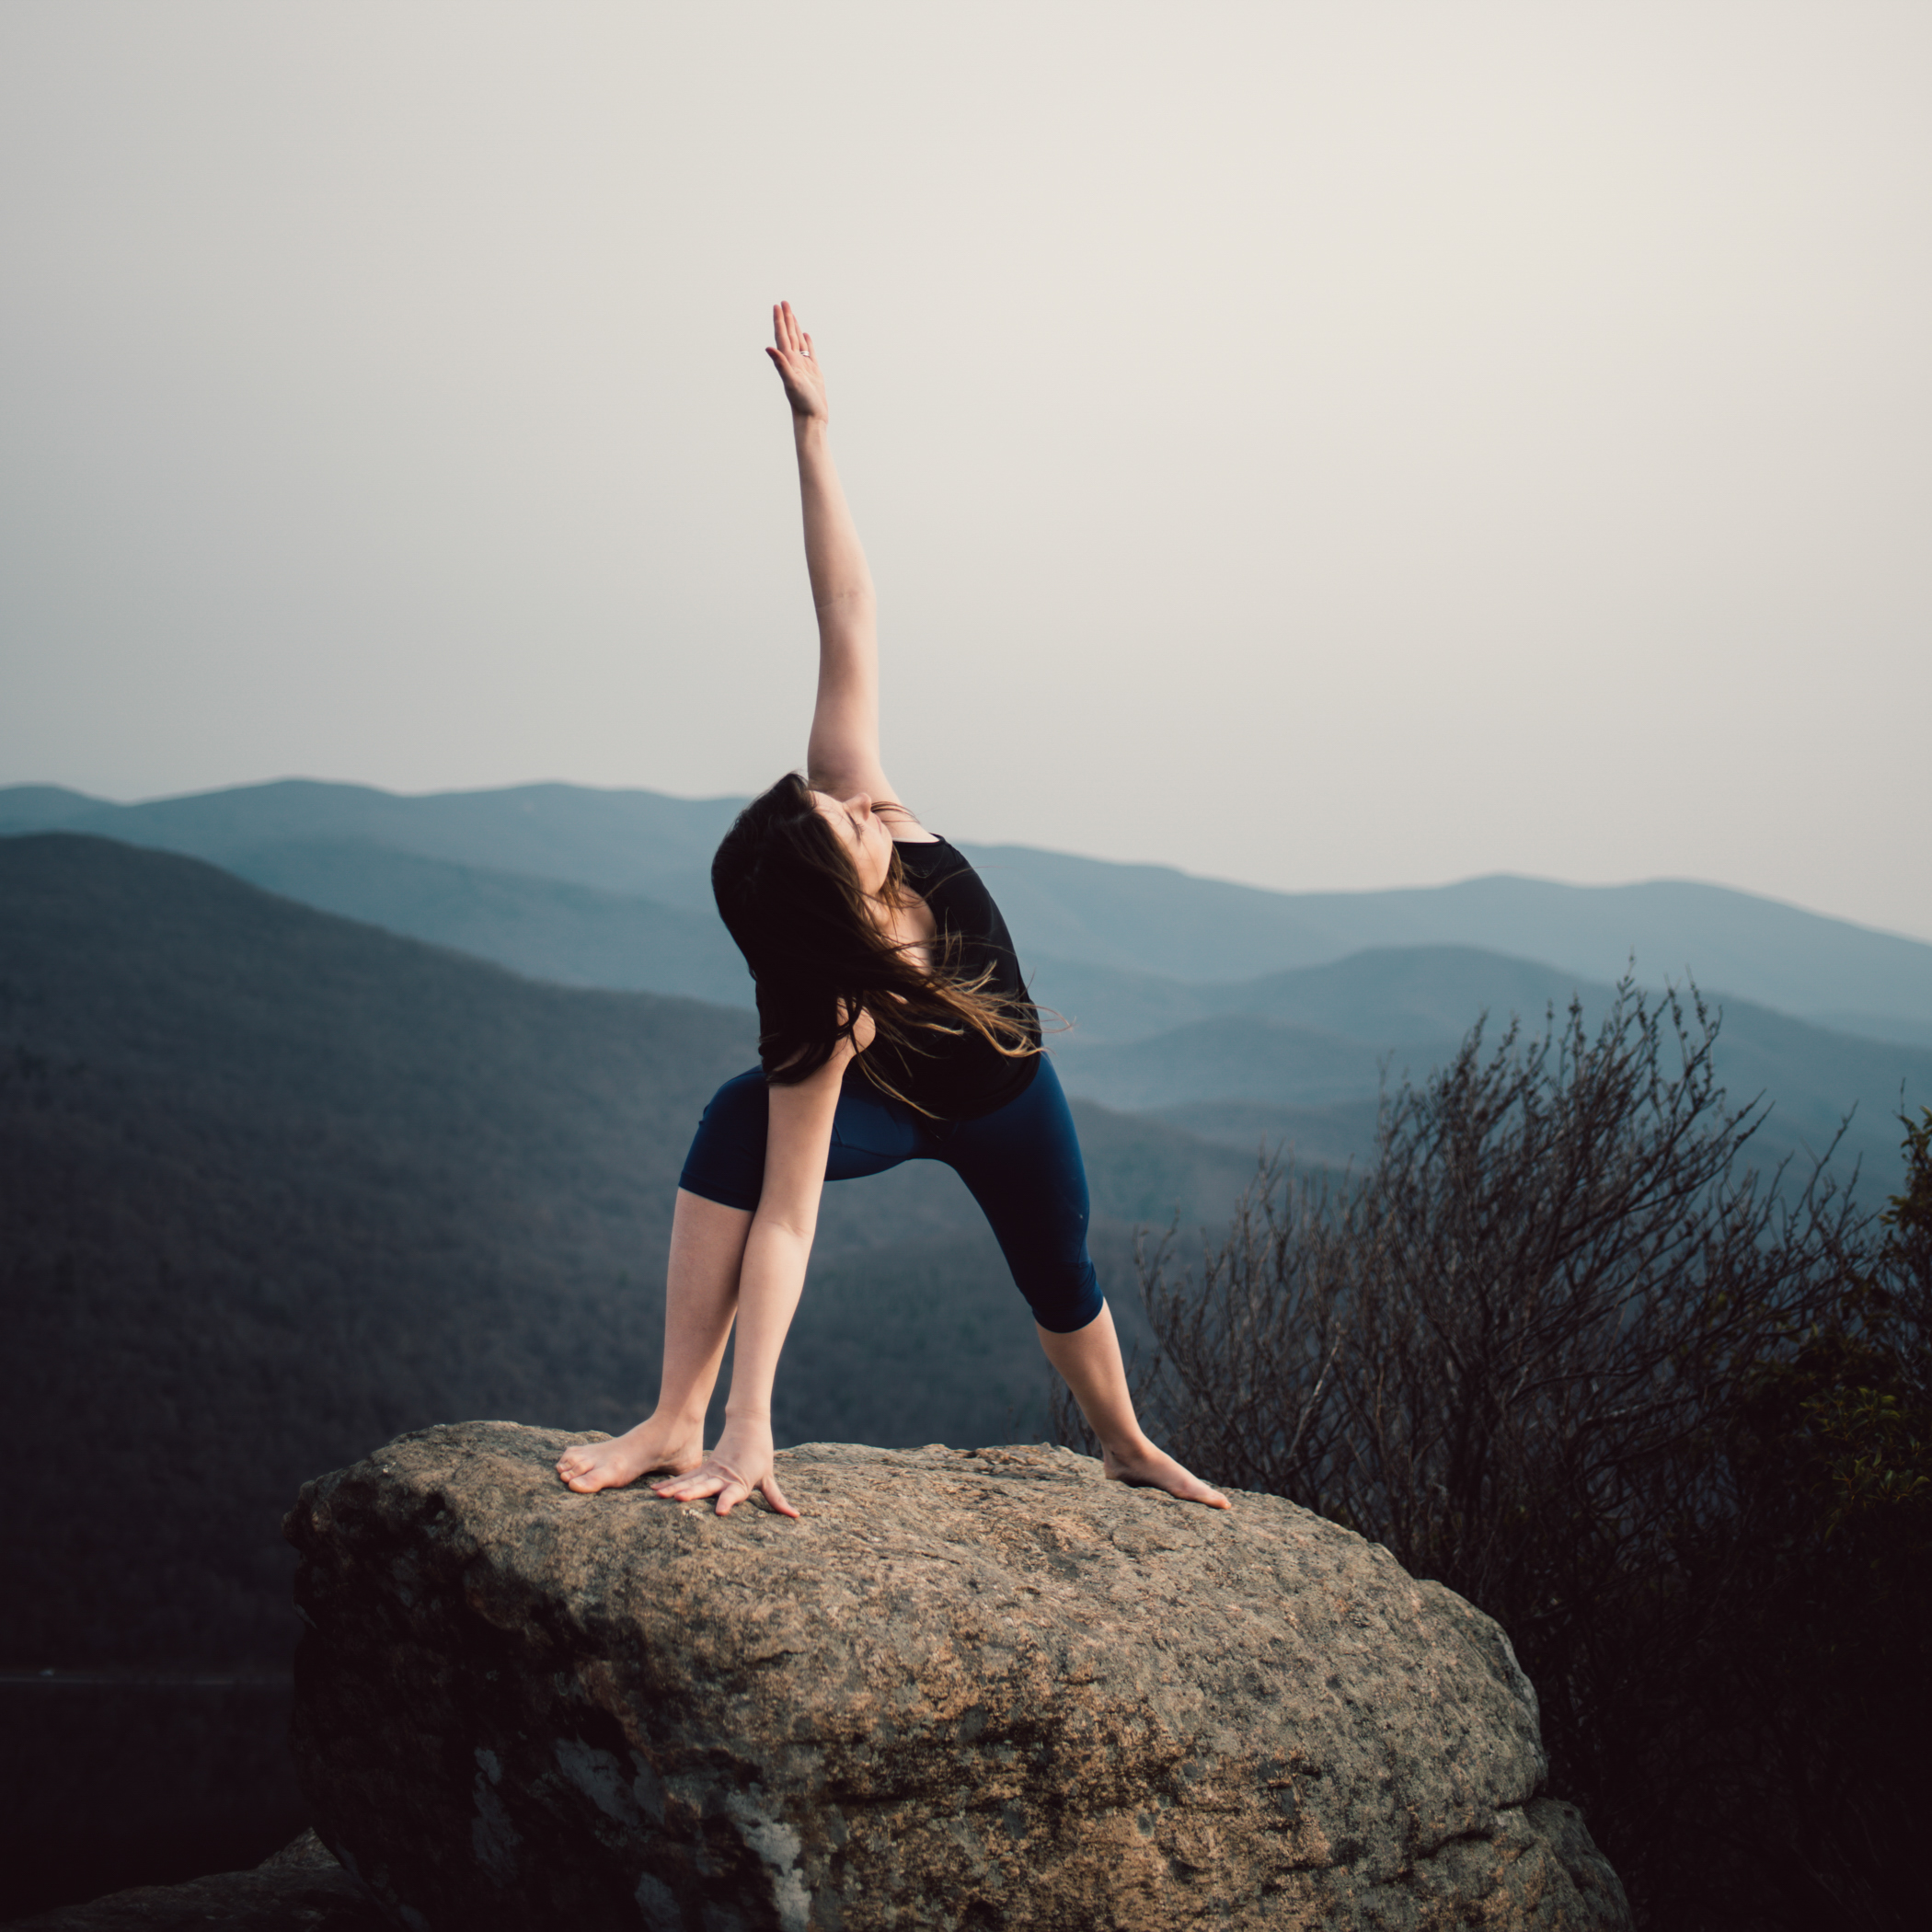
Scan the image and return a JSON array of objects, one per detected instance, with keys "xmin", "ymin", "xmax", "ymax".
[
  {"xmin": 765, "ymin": 301, "xmax": 828, "ymax": 422},
  {"xmin": 652, "ymin": 1420, "xmax": 799, "ymax": 1518}
]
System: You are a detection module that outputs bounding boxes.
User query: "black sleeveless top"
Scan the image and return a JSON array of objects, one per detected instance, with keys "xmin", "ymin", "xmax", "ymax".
[{"xmin": 756, "ymin": 836, "xmax": 1041, "ymax": 1121}]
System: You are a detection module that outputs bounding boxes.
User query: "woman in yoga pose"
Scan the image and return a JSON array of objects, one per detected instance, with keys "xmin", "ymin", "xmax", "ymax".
[{"xmin": 556, "ymin": 304, "xmax": 1227, "ymax": 1517}]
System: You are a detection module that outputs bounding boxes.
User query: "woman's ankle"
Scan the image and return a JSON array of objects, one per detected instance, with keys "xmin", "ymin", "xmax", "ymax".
[{"xmin": 646, "ymin": 1398, "xmax": 709, "ymax": 1433}]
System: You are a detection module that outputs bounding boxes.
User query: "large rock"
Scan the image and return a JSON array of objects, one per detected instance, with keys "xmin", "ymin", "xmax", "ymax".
[{"xmin": 284, "ymin": 1422, "xmax": 1630, "ymax": 1931}]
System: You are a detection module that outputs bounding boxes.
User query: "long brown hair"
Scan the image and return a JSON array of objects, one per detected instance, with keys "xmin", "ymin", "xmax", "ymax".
[{"xmin": 710, "ymin": 773, "xmax": 1040, "ymax": 1106}]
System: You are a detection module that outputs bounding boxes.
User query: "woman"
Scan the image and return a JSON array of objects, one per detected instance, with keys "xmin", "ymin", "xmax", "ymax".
[{"xmin": 556, "ymin": 304, "xmax": 1226, "ymax": 1517}]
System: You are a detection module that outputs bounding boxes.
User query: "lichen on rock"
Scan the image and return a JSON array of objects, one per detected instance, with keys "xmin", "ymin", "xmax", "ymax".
[{"xmin": 283, "ymin": 1421, "xmax": 1631, "ymax": 1930}]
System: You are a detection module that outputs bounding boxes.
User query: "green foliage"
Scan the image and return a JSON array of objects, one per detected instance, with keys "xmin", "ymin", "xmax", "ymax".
[
  {"xmin": 1737, "ymin": 1108, "xmax": 1931, "ymax": 1535},
  {"xmin": 1880, "ymin": 1105, "xmax": 1932, "ymax": 1272}
]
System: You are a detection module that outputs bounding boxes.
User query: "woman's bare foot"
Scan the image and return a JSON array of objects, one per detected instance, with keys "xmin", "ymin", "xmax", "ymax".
[
  {"xmin": 556, "ymin": 1418, "xmax": 704, "ymax": 1494},
  {"xmin": 1103, "ymin": 1442, "xmax": 1231, "ymax": 1510}
]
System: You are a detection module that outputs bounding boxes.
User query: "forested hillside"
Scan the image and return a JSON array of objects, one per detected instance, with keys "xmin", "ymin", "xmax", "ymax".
[
  {"xmin": 1041, "ymin": 947, "xmax": 1932, "ymax": 1186},
  {"xmin": 0, "ymin": 835, "xmax": 1250, "ymax": 1670}
]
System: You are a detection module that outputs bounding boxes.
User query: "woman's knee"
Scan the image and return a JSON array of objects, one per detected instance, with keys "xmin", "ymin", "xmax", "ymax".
[
  {"xmin": 678, "ymin": 1067, "xmax": 768, "ymax": 1212},
  {"xmin": 1017, "ymin": 1259, "xmax": 1104, "ymax": 1334},
  {"xmin": 704, "ymin": 1066, "xmax": 770, "ymax": 1130}
]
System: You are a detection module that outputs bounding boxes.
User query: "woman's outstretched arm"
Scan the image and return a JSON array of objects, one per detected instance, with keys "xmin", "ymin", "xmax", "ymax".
[
  {"xmin": 649, "ymin": 1033, "xmax": 857, "ymax": 1516},
  {"xmin": 765, "ymin": 302, "xmax": 903, "ymax": 809}
]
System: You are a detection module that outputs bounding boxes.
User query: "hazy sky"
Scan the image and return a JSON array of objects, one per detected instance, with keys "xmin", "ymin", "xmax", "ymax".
[{"xmin": 5, "ymin": 2, "xmax": 1928, "ymax": 937}]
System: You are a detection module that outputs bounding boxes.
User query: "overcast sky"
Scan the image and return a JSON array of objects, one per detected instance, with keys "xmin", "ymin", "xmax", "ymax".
[{"xmin": 4, "ymin": 2, "xmax": 1928, "ymax": 938}]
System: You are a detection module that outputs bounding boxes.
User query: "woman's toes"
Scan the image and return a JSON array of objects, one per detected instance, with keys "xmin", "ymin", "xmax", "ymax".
[{"xmin": 558, "ymin": 1451, "xmax": 608, "ymax": 1491}]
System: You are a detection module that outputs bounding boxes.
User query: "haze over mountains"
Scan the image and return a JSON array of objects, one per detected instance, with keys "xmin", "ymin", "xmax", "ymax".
[
  {"xmin": 8, "ymin": 779, "xmax": 1932, "ymax": 1029},
  {"xmin": 6, "ymin": 776, "xmax": 1928, "ymax": 1188}
]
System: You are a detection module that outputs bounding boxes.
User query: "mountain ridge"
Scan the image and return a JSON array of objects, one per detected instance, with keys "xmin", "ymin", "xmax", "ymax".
[
  {"xmin": 7, "ymin": 781, "xmax": 1926, "ymax": 1191},
  {"xmin": 7, "ymin": 779, "xmax": 1930, "ymax": 1029},
  {"xmin": 1045, "ymin": 949, "xmax": 1932, "ymax": 1188}
]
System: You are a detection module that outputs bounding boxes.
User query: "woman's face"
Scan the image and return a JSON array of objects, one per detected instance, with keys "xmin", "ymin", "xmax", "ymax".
[{"xmin": 812, "ymin": 789, "xmax": 892, "ymax": 896}]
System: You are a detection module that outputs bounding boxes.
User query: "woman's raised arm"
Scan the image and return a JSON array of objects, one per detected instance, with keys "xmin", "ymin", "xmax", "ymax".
[{"xmin": 765, "ymin": 303, "xmax": 902, "ymax": 809}]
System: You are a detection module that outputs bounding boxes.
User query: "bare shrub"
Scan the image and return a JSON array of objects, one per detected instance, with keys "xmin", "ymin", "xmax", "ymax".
[{"xmin": 1061, "ymin": 982, "xmax": 1919, "ymax": 1929}]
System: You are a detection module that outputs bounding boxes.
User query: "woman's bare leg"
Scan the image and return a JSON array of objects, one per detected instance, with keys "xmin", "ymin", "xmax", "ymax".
[
  {"xmin": 1036, "ymin": 1303, "xmax": 1229, "ymax": 1508},
  {"xmin": 556, "ymin": 1189, "xmax": 753, "ymax": 1492}
]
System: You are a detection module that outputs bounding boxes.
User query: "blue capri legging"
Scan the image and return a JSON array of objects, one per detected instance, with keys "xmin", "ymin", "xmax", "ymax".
[{"xmin": 678, "ymin": 1055, "xmax": 1103, "ymax": 1333}]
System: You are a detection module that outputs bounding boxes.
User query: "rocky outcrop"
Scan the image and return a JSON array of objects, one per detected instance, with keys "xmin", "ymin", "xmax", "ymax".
[
  {"xmin": 7, "ymin": 1832, "xmax": 376, "ymax": 1929},
  {"xmin": 284, "ymin": 1422, "xmax": 1631, "ymax": 1931}
]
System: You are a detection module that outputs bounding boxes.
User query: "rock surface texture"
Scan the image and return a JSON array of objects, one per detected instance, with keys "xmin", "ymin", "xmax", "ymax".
[{"xmin": 285, "ymin": 1422, "xmax": 1631, "ymax": 1932}]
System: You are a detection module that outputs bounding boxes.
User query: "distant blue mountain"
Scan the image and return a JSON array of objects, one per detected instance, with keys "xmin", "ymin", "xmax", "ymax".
[
  {"xmin": 5, "ymin": 778, "xmax": 1926, "ymax": 1192},
  {"xmin": 1144, "ymin": 1099, "xmax": 1382, "ymax": 1171},
  {"xmin": 962, "ymin": 848, "xmax": 1932, "ymax": 1030},
  {"xmin": 1027, "ymin": 945, "xmax": 1593, "ymax": 1045},
  {"xmin": 0, "ymin": 777, "xmax": 739, "ymax": 906},
  {"xmin": 7, "ymin": 777, "xmax": 1927, "ymax": 1034},
  {"xmin": 223, "ymin": 839, "xmax": 753, "ymax": 1007},
  {"xmin": 1042, "ymin": 946, "xmax": 1932, "ymax": 1191},
  {"xmin": 0, "ymin": 784, "xmax": 102, "ymax": 830}
]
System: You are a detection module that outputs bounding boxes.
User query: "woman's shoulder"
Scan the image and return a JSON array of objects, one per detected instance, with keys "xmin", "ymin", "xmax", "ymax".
[
  {"xmin": 891, "ymin": 831, "xmax": 949, "ymax": 880},
  {"xmin": 894, "ymin": 839, "xmax": 1009, "ymax": 929},
  {"xmin": 893, "ymin": 834, "xmax": 960, "ymax": 882},
  {"xmin": 876, "ymin": 797, "xmax": 939, "ymax": 846}
]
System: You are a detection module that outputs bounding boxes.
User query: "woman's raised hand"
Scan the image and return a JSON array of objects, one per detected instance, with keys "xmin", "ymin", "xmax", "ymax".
[
  {"xmin": 765, "ymin": 300, "xmax": 828, "ymax": 422},
  {"xmin": 651, "ymin": 1418, "xmax": 799, "ymax": 1518}
]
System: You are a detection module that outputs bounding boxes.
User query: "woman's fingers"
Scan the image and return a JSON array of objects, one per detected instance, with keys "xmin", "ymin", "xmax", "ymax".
[
  {"xmin": 650, "ymin": 1470, "xmax": 713, "ymax": 1501},
  {"xmin": 651, "ymin": 1455, "xmax": 732, "ymax": 1500},
  {"xmin": 650, "ymin": 1454, "xmax": 796, "ymax": 1518},
  {"xmin": 704, "ymin": 1455, "xmax": 747, "ymax": 1515},
  {"xmin": 764, "ymin": 309, "xmax": 828, "ymax": 422},
  {"xmin": 767, "ymin": 306, "xmax": 805, "ymax": 372},
  {"xmin": 776, "ymin": 299, "xmax": 812, "ymax": 361}
]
